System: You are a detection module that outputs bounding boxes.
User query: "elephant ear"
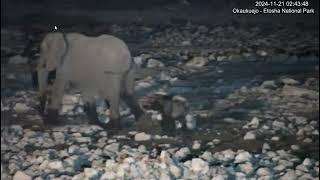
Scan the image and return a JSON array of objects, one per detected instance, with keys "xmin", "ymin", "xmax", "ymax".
[{"xmin": 40, "ymin": 33, "xmax": 67, "ymax": 71}]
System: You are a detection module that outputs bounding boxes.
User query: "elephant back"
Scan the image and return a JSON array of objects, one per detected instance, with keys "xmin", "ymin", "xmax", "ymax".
[{"xmin": 66, "ymin": 33, "xmax": 132, "ymax": 74}]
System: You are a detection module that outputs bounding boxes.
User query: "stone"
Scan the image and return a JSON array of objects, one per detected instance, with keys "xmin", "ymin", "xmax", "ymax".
[
  {"xmin": 147, "ymin": 59, "xmax": 165, "ymax": 68},
  {"xmin": 221, "ymin": 149, "xmax": 236, "ymax": 161},
  {"xmin": 302, "ymin": 158, "xmax": 312, "ymax": 167},
  {"xmin": 282, "ymin": 85, "xmax": 319, "ymax": 99},
  {"xmin": 100, "ymin": 171, "xmax": 117, "ymax": 179},
  {"xmin": 13, "ymin": 171, "xmax": 32, "ymax": 180},
  {"xmin": 261, "ymin": 80, "xmax": 277, "ymax": 89},
  {"xmin": 181, "ymin": 40, "xmax": 191, "ymax": 46},
  {"xmin": 84, "ymin": 168, "xmax": 101, "ymax": 179},
  {"xmin": 200, "ymin": 151, "xmax": 214, "ymax": 163},
  {"xmin": 243, "ymin": 117, "xmax": 260, "ymax": 129},
  {"xmin": 280, "ymin": 170, "xmax": 297, "ymax": 180},
  {"xmin": 211, "ymin": 175, "xmax": 225, "ymax": 180},
  {"xmin": 169, "ymin": 164, "xmax": 182, "ymax": 178},
  {"xmin": 274, "ymin": 164, "xmax": 286, "ymax": 172},
  {"xmin": 75, "ymin": 137, "xmax": 91, "ymax": 144},
  {"xmin": 104, "ymin": 143, "xmax": 120, "ymax": 152},
  {"xmin": 257, "ymin": 167, "xmax": 271, "ymax": 176},
  {"xmin": 217, "ymin": 56, "xmax": 227, "ymax": 61},
  {"xmin": 192, "ymin": 140, "xmax": 201, "ymax": 150},
  {"xmin": 271, "ymin": 136, "xmax": 280, "ymax": 141},
  {"xmin": 272, "ymin": 121, "xmax": 285, "ymax": 130},
  {"xmin": 48, "ymin": 161, "xmax": 64, "ymax": 171},
  {"xmin": 186, "ymin": 57, "xmax": 208, "ymax": 68},
  {"xmin": 239, "ymin": 162, "xmax": 253, "ymax": 174},
  {"xmin": 134, "ymin": 132, "xmax": 151, "ymax": 141},
  {"xmin": 185, "ymin": 114, "xmax": 196, "ymax": 130},
  {"xmin": 262, "ymin": 143, "xmax": 271, "ymax": 153},
  {"xmin": 191, "ymin": 158, "xmax": 209, "ymax": 173},
  {"xmin": 13, "ymin": 103, "xmax": 30, "ymax": 113},
  {"xmin": 223, "ymin": 118, "xmax": 241, "ymax": 124},
  {"xmin": 243, "ymin": 131, "xmax": 256, "ymax": 140},
  {"xmin": 296, "ymin": 164, "xmax": 309, "ymax": 172},
  {"xmin": 280, "ymin": 78, "xmax": 300, "ymax": 85},
  {"xmin": 235, "ymin": 151, "xmax": 252, "ymax": 163},
  {"xmin": 290, "ymin": 145, "xmax": 300, "ymax": 151},
  {"xmin": 9, "ymin": 55, "xmax": 28, "ymax": 64},
  {"xmin": 257, "ymin": 50, "xmax": 268, "ymax": 56},
  {"xmin": 174, "ymin": 147, "xmax": 191, "ymax": 161}
]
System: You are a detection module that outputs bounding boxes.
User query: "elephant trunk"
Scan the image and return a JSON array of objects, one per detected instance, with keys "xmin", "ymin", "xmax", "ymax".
[{"xmin": 37, "ymin": 65, "xmax": 48, "ymax": 114}]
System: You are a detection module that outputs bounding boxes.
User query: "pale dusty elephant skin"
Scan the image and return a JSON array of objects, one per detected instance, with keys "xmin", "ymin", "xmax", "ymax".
[{"xmin": 37, "ymin": 32, "xmax": 143, "ymax": 129}]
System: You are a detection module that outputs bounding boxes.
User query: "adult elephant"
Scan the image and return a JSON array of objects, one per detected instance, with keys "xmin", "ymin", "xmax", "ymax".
[{"xmin": 37, "ymin": 32, "xmax": 143, "ymax": 129}]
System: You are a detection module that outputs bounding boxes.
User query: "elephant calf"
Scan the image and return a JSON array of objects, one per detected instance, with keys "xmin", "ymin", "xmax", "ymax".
[{"xmin": 37, "ymin": 32, "xmax": 143, "ymax": 129}]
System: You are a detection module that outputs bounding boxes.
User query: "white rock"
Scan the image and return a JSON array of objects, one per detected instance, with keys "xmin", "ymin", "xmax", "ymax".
[
  {"xmin": 48, "ymin": 161, "xmax": 64, "ymax": 171},
  {"xmin": 147, "ymin": 59, "xmax": 165, "ymax": 68},
  {"xmin": 272, "ymin": 121, "xmax": 285, "ymax": 129},
  {"xmin": 221, "ymin": 149, "xmax": 236, "ymax": 161},
  {"xmin": 235, "ymin": 172, "xmax": 247, "ymax": 180},
  {"xmin": 239, "ymin": 162, "xmax": 253, "ymax": 174},
  {"xmin": 13, "ymin": 171, "xmax": 32, "ymax": 180},
  {"xmin": 290, "ymin": 145, "xmax": 300, "ymax": 151},
  {"xmin": 133, "ymin": 56, "xmax": 143, "ymax": 66},
  {"xmin": 274, "ymin": 164, "xmax": 286, "ymax": 172},
  {"xmin": 104, "ymin": 143, "xmax": 120, "ymax": 152},
  {"xmin": 105, "ymin": 160, "xmax": 118, "ymax": 171},
  {"xmin": 191, "ymin": 158, "xmax": 209, "ymax": 173},
  {"xmin": 135, "ymin": 82, "xmax": 153, "ymax": 91},
  {"xmin": 13, "ymin": 103, "xmax": 30, "ymax": 113},
  {"xmin": 235, "ymin": 151, "xmax": 252, "ymax": 163},
  {"xmin": 261, "ymin": 80, "xmax": 277, "ymax": 89},
  {"xmin": 169, "ymin": 164, "xmax": 182, "ymax": 178},
  {"xmin": 282, "ymin": 85, "xmax": 318, "ymax": 99},
  {"xmin": 217, "ymin": 56, "xmax": 227, "ymax": 61},
  {"xmin": 281, "ymin": 78, "xmax": 300, "ymax": 85},
  {"xmin": 134, "ymin": 132, "xmax": 151, "ymax": 141},
  {"xmin": 243, "ymin": 131, "xmax": 256, "ymax": 140},
  {"xmin": 280, "ymin": 170, "xmax": 297, "ymax": 180},
  {"xmin": 159, "ymin": 171, "xmax": 171, "ymax": 180},
  {"xmin": 185, "ymin": 114, "xmax": 196, "ymax": 130},
  {"xmin": 257, "ymin": 50, "xmax": 268, "ymax": 56},
  {"xmin": 302, "ymin": 158, "xmax": 312, "ymax": 167},
  {"xmin": 208, "ymin": 54, "xmax": 216, "ymax": 61},
  {"xmin": 75, "ymin": 137, "xmax": 91, "ymax": 144},
  {"xmin": 100, "ymin": 171, "xmax": 117, "ymax": 180},
  {"xmin": 9, "ymin": 55, "xmax": 28, "ymax": 64},
  {"xmin": 186, "ymin": 56, "xmax": 208, "ymax": 68},
  {"xmin": 271, "ymin": 136, "xmax": 280, "ymax": 141},
  {"xmin": 200, "ymin": 151, "xmax": 214, "ymax": 163},
  {"xmin": 211, "ymin": 175, "xmax": 225, "ymax": 180},
  {"xmin": 192, "ymin": 140, "xmax": 201, "ymax": 150},
  {"xmin": 181, "ymin": 40, "xmax": 191, "ymax": 46},
  {"xmin": 174, "ymin": 147, "xmax": 190, "ymax": 161},
  {"xmin": 296, "ymin": 164, "xmax": 309, "ymax": 172},
  {"xmin": 223, "ymin": 117, "xmax": 241, "ymax": 123},
  {"xmin": 243, "ymin": 117, "xmax": 260, "ymax": 129},
  {"xmin": 262, "ymin": 143, "xmax": 271, "ymax": 153},
  {"xmin": 84, "ymin": 168, "xmax": 100, "ymax": 179},
  {"xmin": 257, "ymin": 167, "xmax": 271, "ymax": 176}
]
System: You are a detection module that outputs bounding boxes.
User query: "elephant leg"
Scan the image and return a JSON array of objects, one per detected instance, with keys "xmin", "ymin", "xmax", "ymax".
[
  {"xmin": 123, "ymin": 65, "xmax": 144, "ymax": 121},
  {"xmin": 83, "ymin": 102, "xmax": 100, "ymax": 125},
  {"xmin": 104, "ymin": 75, "xmax": 121, "ymax": 129},
  {"xmin": 45, "ymin": 74, "xmax": 65, "ymax": 125},
  {"xmin": 82, "ymin": 95, "xmax": 104, "ymax": 126},
  {"xmin": 123, "ymin": 94, "xmax": 143, "ymax": 121}
]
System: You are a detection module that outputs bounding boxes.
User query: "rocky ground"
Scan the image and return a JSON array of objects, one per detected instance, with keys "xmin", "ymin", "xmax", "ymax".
[{"xmin": 1, "ymin": 20, "xmax": 319, "ymax": 179}]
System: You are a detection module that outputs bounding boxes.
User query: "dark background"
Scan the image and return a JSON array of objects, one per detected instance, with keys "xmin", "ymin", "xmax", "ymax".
[{"xmin": 2, "ymin": 0, "xmax": 319, "ymax": 28}]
